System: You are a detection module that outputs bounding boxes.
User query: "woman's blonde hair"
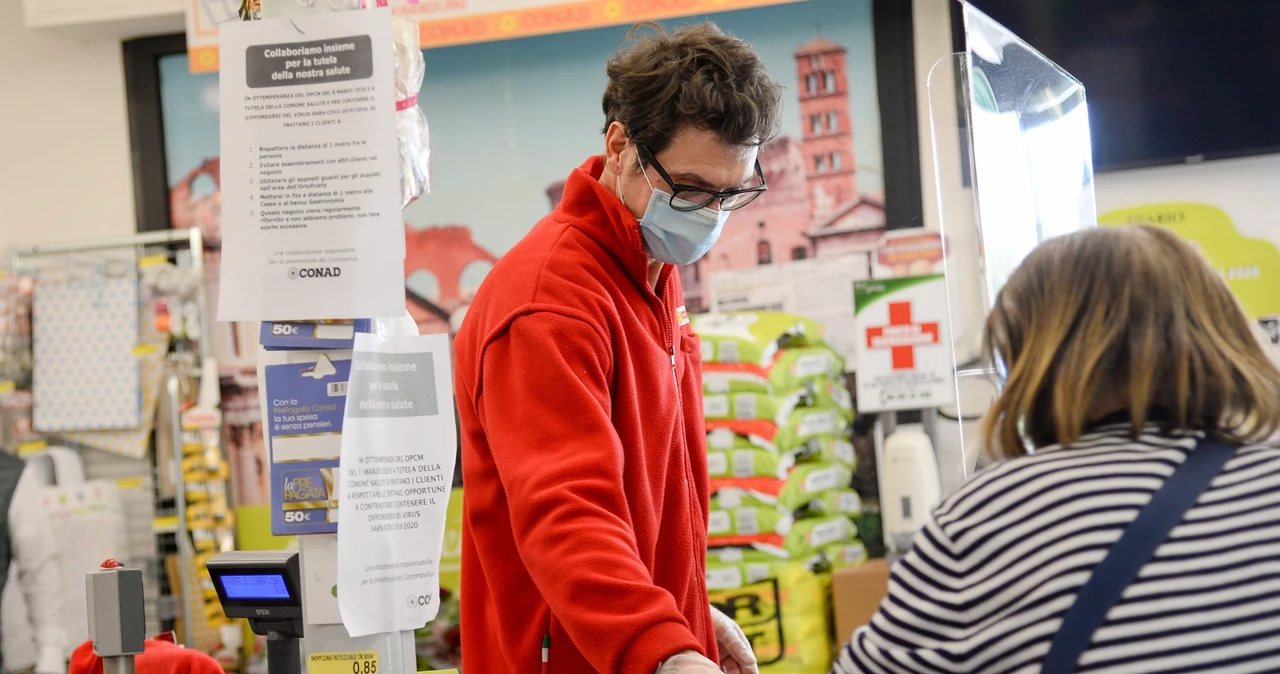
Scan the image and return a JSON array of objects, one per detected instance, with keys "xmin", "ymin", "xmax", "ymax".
[{"xmin": 981, "ymin": 225, "xmax": 1280, "ymax": 456}]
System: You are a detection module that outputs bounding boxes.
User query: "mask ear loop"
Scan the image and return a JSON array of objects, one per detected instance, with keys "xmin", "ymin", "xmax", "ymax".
[
  {"xmin": 617, "ymin": 149, "xmax": 659, "ymax": 212},
  {"xmin": 636, "ymin": 152, "xmax": 656, "ymax": 191},
  {"xmin": 616, "ymin": 170, "xmax": 628, "ymax": 211}
]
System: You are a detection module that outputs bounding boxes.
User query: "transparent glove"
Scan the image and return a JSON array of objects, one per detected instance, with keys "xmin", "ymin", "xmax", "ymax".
[
  {"xmin": 35, "ymin": 646, "xmax": 64, "ymax": 674},
  {"xmin": 712, "ymin": 606, "xmax": 759, "ymax": 674},
  {"xmin": 655, "ymin": 651, "xmax": 724, "ymax": 674}
]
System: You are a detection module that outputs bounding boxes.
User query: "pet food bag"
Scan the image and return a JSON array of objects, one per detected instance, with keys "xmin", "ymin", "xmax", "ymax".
[
  {"xmin": 703, "ymin": 348, "xmax": 845, "ymax": 397},
  {"xmin": 706, "ymin": 555, "xmax": 834, "ymax": 674},
  {"xmin": 707, "ymin": 407, "xmax": 849, "ymax": 454},
  {"xmin": 778, "ymin": 463, "xmax": 854, "ymax": 511},
  {"xmin": 694, "ymin": 312, "xmax": 829, "ymax": 367}
]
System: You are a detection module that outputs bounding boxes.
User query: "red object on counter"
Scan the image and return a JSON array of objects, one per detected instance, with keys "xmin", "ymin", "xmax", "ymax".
[
  {"xmin": 69, "ymin": 640, "xmax": 222, "ymax": 674},
  {"xmin": 455, "ymin": 156, "xmax": 717, "ymax": 674},
  {"xmin": 100, "ymin": 559, "xmax": 121, "ymax": 569}
]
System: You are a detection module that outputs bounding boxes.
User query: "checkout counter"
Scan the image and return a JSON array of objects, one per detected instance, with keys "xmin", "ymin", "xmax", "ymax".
[{"xmin": 84, "ymin": 554, "xmax": 456, "ymax": 674}]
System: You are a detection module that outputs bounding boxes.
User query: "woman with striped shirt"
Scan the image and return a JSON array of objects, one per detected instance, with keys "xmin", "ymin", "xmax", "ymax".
[{"xmin": 834, "ymin": 225, "xmax": 1280, "ymax": 673}]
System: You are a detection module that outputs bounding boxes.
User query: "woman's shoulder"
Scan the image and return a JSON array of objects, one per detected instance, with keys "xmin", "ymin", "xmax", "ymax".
[{"xmin": 932, "ymin": 427, "xmax": 1280, "ymax": 539}]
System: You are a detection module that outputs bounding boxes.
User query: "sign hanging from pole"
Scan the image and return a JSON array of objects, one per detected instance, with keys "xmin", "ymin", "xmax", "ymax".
[
  {"xmin": 336, "ymin": 331, "xmax": 457, "ymax": 636},
  {"xmin": 217, "ymin": 8, "xmax": 407, "ymax": 321},
  {"xmin": 853, "ymin": 275, "xmax": 957, "ymax": 413}
]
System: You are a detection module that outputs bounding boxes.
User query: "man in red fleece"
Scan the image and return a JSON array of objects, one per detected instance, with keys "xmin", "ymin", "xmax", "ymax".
[{"xmin": 454, "ymin": 21, "xmax": 782, "ymax": 674}]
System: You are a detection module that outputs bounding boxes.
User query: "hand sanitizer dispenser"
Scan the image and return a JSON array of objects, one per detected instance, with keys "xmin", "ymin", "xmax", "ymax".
[{"xmin": 881, "ymin": 428, "xmax": 942, "ymax": 554}]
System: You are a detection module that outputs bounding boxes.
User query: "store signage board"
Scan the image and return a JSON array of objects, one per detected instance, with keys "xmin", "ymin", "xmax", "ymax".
[
  {"xmin": 853, "ymin": 275, "xmax": 956, "ymax": 413},
  {"xmin": 217, "ymin": 9, "xmax": 407, "ymax": 321},
  {"xmin": 873, "ymin": 231, "xmax": 944, "ymax": 278},
  {"xmin": 337, "ymin": 332, "xmax": 457, "ymax": 636},
  {"xmin": 187, "ymin": 0, "xmax": 810, "ymax": 73}
]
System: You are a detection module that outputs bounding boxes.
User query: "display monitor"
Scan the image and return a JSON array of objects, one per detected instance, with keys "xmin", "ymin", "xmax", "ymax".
[
  {"xmin": 960, "ymin": 0, "xmax": 1280, "ymax": 171},
  {"xmin": 218, "ymin": 573, "xmax": 292, "ymax": 600}
]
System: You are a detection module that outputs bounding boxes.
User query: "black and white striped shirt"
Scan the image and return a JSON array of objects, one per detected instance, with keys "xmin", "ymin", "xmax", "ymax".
[{"xmin": 834, "ymin": 423, "xmax": 1280, "ymax": 673}]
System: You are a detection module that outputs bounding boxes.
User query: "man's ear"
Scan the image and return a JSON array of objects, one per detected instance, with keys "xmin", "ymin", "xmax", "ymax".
[{"xmin": 604, "ymin": 121, "xmax": 630, "ymax": 174}]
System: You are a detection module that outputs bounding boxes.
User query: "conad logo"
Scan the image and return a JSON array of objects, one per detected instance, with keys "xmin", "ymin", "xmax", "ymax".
[{"xmin": 287, "ymin": 267, "xmax": 343, "ymax": 279}]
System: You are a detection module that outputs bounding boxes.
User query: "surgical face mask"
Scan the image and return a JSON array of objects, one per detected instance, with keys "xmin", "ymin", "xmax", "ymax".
[{"xmin": 619, "ymin": 157, "xmax": 731, "ymax": 266}]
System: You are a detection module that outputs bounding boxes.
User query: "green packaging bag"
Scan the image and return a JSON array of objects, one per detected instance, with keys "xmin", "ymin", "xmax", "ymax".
[
  {"xmin": 816, "ymin": 541, "xmax": 869, "ymax": 571},
  {"xmin": 790, "ymin": 436, "xmax": 857, "ymax": 470},
  {"xmin": 784, "ymin": 515, "xmax": 856, "ymax": 559},
  {"xmin": 704, "ymin": 347, "xmax": 845, "ymax": 396},
  {"xmin": 705, "ymin": 429, "xmax": 855, "ymax": 476},
  {"xmin": 800, "ymin": 489, "xmax": 863, "ymax": 519},
  {"xmin": 709, "ymin": 489, "xmax": 791, "ymax": 542},
  {"xmin": 702, "ymin": 382, "xmax": 854, "ymax": 426},
  {"xmin": 707, "ymin": 445, "xmax": 791, "ymax": 480},
  {"xmin": 773, "ymin": 408, "xmax": 850, "ymax": 453},
  {"xmin": 778, "ymin": 463, "xmax": 854, "ymax": 511},
  {"xmin": 708, "ymin": 506, "xmax": 792, "ymax": 541},
  {"xmin": 703, "ymin": 390, "xmax": 784, "ymax": 423},
  {"xmin": 707, "ymin": 429, "xmax": 782, "ymax": 453},
  {"xmin": 694, "ymin": 311, "xmax": 829, "ymax": 367}
]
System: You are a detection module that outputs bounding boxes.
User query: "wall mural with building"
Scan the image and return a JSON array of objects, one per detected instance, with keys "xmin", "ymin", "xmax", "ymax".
[{"xmin": 158, "ymin": 0, "xmax": 882, "ymax": 511}]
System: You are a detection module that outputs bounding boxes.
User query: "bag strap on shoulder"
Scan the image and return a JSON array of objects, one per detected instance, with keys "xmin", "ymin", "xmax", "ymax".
[{"xmin": 1041, "ymin": 437, "xmax": 1237, "ymax": 673}]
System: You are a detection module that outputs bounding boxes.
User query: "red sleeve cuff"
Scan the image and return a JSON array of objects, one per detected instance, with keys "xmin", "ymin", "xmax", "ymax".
[{"xmin": 620, "ymin": 621, "xmax": 703, "ymax": 674}]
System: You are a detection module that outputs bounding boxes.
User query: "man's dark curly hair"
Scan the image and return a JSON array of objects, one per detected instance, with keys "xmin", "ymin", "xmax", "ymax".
[{"xmin": 602, "ymin": 22, "xmax": 783, "ymax": 157}]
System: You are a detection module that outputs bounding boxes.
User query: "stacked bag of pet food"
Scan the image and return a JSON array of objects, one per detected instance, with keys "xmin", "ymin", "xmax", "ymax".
[{"xmin": 693, "ymin": 311, "xmax": 867, "ymax": 674}]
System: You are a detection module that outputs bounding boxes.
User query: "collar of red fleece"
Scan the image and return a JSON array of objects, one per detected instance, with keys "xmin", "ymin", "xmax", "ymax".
[{"xmin": 556, "ymin": 155, "xmax": 652, "ymax": 290}]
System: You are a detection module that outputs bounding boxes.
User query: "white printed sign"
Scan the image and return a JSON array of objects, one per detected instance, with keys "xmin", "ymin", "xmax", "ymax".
[
  {"xmin": 853, "ymin": 274, "xmax": 957, "ymax": 413},
  {"xmin": 336, "ymin": 332, "xmax": 456, "ymax": 636},
  {"xmin": 217, "ymin": 10, "xmax": 406, "ymax": 321}
]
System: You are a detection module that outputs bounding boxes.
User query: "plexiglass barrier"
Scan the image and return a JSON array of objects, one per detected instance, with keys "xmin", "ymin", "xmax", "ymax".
[{"xmin": 928, "ymin": 2, "xmax": 1097, "ymax": 495}]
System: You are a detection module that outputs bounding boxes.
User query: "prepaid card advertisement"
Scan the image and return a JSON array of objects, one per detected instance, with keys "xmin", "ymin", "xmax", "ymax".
[
  {"xmin": 337, "ymin": 333, "xmax": 456, "ymax": 636},
  {"xmin": 218, "ymin": 9, "xmax": 406, "ymax": 321},
  {"xmin": 261, "ymin": 351, "xmax": 352, "ymax": 535},
  {"xmin": 853, "ymin": 275, "xmax": 956, "ymax": 413}
]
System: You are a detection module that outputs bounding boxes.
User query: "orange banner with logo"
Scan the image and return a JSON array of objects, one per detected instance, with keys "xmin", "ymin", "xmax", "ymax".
[{"xmin": 187, "ymin": 0, "xmax": 803, "ymax": 73}]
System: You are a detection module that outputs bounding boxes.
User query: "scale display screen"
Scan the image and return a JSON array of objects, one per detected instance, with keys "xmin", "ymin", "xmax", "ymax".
[{"xmin": 218, "ymin": 574, "xmax": 292, "ymax": 600}]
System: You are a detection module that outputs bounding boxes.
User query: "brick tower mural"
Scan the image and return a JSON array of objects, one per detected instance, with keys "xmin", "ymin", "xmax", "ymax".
[{"xmin": 796, "ymin": 37, "xmax": 858, "ymax": 222}]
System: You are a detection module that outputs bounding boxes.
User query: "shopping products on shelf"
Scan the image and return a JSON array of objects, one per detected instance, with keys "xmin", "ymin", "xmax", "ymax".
[{"xmin": 693, "ymin": 310, "xmax": 868, "ymax": 673}]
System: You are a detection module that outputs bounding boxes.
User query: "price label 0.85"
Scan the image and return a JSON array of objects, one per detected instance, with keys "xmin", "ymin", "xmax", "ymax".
[{"xmin": 308, "ymin": 652, "xmax": 378, "ymax": 674}]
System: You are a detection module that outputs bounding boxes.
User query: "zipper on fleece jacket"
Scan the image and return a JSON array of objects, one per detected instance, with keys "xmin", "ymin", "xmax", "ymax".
[{"xmin": 656, "ymin": 269, "xmax": 710, "ymax": 619}]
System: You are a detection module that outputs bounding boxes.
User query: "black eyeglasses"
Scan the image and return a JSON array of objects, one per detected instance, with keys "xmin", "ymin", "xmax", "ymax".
[{"xmin": 636, "ymin": 144, "xmax": 767, "ymax": 212}]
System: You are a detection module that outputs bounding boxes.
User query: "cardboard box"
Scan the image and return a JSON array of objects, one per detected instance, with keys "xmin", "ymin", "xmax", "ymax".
[{"xmin": 832, "ymin": 558, "xmax": 891, "ymax": 642}]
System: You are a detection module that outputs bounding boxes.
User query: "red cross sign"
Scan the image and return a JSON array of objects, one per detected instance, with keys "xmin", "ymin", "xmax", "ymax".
[{"xmin": 865, "ymin": 301, "xmax": 940, "ymax": 370}]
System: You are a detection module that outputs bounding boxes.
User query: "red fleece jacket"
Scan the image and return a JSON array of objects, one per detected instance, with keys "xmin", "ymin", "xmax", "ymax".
[{"xmin": 455, "ymin": 156, "xmax": 715, "ymax": 674}]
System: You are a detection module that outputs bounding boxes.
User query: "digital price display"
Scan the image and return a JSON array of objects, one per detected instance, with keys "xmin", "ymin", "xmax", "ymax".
[{"xmin": 219, "ymin": 574, "xmax": 292, "ymax": 600}]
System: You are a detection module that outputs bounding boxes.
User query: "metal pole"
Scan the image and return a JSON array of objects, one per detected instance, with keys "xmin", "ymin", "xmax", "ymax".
[
  {"xmin": 187, "ymin": 228, "xmax": 215, "ymax": 366},
  {"xmin": 102, "ymin": 658, "xmax": 138, "ymax": 674},
  {"xmin": 168, "ymin": 374, "xmax": 196, "ymax": 648}
]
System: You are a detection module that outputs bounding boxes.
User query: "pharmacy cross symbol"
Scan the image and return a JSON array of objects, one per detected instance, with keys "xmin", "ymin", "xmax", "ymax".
[{"xmin": 865, "ymin": 301, "xmax": 940, "ymax": 370}]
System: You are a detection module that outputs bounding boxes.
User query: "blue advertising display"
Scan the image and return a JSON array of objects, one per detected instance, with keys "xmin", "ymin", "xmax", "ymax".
[{"xmin": 265, "ymin": 355, "xmax": 351, "ymax": 535}]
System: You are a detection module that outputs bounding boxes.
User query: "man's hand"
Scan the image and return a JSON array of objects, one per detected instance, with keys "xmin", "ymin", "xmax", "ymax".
[
  {"xmin": 655, "ymin": 651, "xmax": 724, "ymax": 674},
  {"xmin": 711, "ymin": 606, "xmax": 759, "ymax": 674}
]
